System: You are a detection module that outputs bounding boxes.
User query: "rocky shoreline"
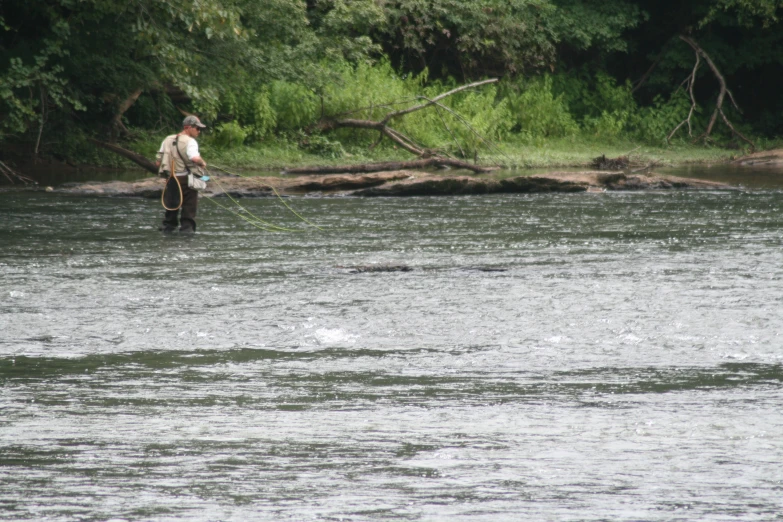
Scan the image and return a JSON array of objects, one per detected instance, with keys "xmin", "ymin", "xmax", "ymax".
[{"xmin": 47, "ymin": 170, "xmax": 730, "ymax": 198}]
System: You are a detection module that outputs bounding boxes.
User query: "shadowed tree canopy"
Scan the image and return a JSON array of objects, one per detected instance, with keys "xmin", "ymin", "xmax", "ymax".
[
  {"xmin": 1, "ymin": 0, "xmax": 782, "ymax": 146},
  {"xmin": 0, "ymin": 0, "xmax": 383, "ymax": 139}
]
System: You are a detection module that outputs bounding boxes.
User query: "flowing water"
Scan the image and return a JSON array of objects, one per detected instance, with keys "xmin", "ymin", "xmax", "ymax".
[{"xmin": 1, "ymin": 167, "xmax": 783, "ymax": 520}]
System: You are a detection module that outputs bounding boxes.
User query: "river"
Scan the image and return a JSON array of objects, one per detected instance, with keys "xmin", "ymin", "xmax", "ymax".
[{"xmin": 1, "ymin": 166, "xmax": 782, "ymax": 520}]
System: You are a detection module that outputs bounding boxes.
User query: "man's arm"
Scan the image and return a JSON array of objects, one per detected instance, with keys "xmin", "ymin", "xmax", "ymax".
[{"xmin": 186, "ymin": 139, "xmax": 207, "ymax": 168}]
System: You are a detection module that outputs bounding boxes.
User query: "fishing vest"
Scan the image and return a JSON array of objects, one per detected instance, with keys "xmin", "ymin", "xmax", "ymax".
[{"xmin": 158, "ymin": 134, "xmax": 199, "ymax": 176}]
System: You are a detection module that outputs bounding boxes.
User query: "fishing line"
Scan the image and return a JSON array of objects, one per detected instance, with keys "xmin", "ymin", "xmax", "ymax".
[
  {"xmin": 206, "ymin": 176, "xmax": 299, "ymax": 233},
  {"xmin": 208, "ymin": 164, "xmax": 323, "ymax": 231},
  {"xmin": 202, "ymin": 192, "xmax": 295, "ymax": 233}
]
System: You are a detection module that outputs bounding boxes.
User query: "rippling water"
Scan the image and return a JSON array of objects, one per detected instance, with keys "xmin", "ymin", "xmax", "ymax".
[{"xmin": 2, "ymin": 184, "xmax": 783, "ymax": 520}]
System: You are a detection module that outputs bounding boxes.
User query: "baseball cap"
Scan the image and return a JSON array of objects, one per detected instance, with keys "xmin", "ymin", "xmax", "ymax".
[{"xmin": 182, "ymin": 115, "xmax": 207, "ymax": 128}]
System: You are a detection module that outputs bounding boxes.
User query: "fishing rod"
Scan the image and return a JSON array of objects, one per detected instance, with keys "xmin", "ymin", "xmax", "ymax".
[{"xmin": 204, "ymin": 164, "xmax": 323, "ymax": 232}]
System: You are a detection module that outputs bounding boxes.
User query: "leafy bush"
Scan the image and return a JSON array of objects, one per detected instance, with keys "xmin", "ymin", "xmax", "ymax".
[
  {"xmin": 212, "ymin": 121, "xmax": 250, "ymax": 148},
  {"xmin": 632, "ymin": 91, "xmax": 694, "ymax": 144},
  {"xmin": 269, "ymin": 81, "xmax": 319, "ymax": 131},
  {"xmin": 503, "ymin": 76, "xmax": 579, "ymax": 140},
  {"xmin": 434, "ymin": 84, "xmax": 512, "ymax": 156},
  {"xmin": 251, "ymin": 90, "xmax": 277, "ymax": 139},
  {"xmin": 297, "ymin": 132, "xmax": 346, "ymax": 158}
]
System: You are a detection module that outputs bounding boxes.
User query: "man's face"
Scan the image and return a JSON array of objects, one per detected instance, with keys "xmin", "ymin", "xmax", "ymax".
[{"xmin": 183, "ymin": 125, "xmax": 201, "ymax": 138}]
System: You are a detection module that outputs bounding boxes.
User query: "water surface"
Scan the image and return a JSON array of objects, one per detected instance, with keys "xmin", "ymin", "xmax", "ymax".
[{"xmin": 1, "ymin": 181, "xmax": 782, "ymax": 520}]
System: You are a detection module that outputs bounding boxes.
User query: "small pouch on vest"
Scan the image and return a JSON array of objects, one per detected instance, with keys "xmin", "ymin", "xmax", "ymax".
[{"xmin": 187, "ymin": 174, "xmax": 207, "ymax": 191}]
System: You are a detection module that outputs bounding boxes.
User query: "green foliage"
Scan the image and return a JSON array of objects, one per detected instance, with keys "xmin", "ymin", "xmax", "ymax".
[
  {"xmin": 3, "ymin": 0, "xmax": 781, "ymax": 162},
  {"xmin": 701, "ymin": 0, "xmax": 782, "ymax": 27},
  {"xmin": 212, "ymin": 121, "xmax": 250, "ymax": 148},
  {"xmin": 549, "ymin": 0, "xmax": 647, "ymax": 52},
  {"xmin": 378, "ymin": 0, "xmax": 644, "ymax": 79},
  {"xmin": 251, "ymin": 90, "xmax": 278, "ymax": 139},
  {"xmin": 550, "ymin": 71, "xmax": 636, "ymax": 140},
  {"xmin": 380, "ymin": 0, "xmax": 557, "ymax": 77},
  {"xmin": 316, "ymin": 61, "xmax": 512, "ymax": 156},
  {"xmin": 269, "ymin": 81, "xmax": 320, "ymax": 131},
  {"xmin": 297, "ymin": 132, "xmax": 346, "ymax": 158},
  {"xmin": 633, "ymin": 92, "xmax": 695, "ymax": 144},
  {"xmin": 0, "ymin": 20, "xmax": 85, "ymax": 138},
  {"xmin": 502, "ymin": 76, "xmax": 579, "ymax": 140},
  {"xmin": 437, "ymin": 85, "xmax": 512, "ymax": 156}
]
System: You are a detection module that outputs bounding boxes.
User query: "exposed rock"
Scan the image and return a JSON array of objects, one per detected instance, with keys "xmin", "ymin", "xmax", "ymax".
[
  {"xmin": 461, "ymin": 266, "xmax": 509, "ymax": 272},
  {"xmin": 49, "ymin": 169, "xmax": 730, "ymax": 198},
  {"xmin": 55, "ymin": 171, "xmax": 414, "ymax": 198},
  {"xmin": 338, "ymin": 264, "xmax": 413, "ymax": 273},
  {"xmin": 353, "ymin": 175, "xmax": 587, "ymax": 196}
]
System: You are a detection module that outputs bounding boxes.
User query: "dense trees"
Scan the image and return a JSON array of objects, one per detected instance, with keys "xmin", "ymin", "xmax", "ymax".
[
  {"xmin": 0, "ymin": 0, "xmax": 379, "ymax": 139},
  {"xmin": 1, "ymin": 0, "xmax": 781, "ymax": 158}
]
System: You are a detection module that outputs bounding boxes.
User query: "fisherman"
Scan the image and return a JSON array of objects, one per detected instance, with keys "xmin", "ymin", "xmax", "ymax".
[{"xmin": 156, "ymin": 115, "xmax": 208, "ymax": 234}]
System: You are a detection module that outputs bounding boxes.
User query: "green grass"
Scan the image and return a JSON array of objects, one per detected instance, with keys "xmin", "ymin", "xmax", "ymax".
[
  {"xmin": 203, "ymin": 136, "xmax": 747, "ymax": 172},
  {"xmin": 484, "ymin": 137, "xmax": 743, "ymax": 169},
  {"xmin": 107, "ymin": 130, "xmax": 773, "ymax": 173}
]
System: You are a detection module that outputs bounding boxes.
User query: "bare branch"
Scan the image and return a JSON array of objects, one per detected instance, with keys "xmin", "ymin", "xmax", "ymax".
[
  {"xmin": 382, "ymin": 79, "xmax": 499, "ymax": 123},
  {"xmin": 418, "ymin": 97, "xmax": 508, "ymax": 166},
  {"xmin": 0, "ymin": 161, "xmax": 38, "ymax": 185},
  {"xmin": 667, "ymin": 53, "xmax": 700, "ymax": 143},
  {"xmin": 667, "ymin": 36, "xmax": 754, "ymax": 150}
]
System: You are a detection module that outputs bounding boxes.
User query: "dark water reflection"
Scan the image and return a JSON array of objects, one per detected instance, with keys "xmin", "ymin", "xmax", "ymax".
[
  {"xmin": 658, "ymin": 163, "xmax": 783, "ymax": 189},
  {"xmin": 1, "ymin": 184, "xmax": 782, "ymax": 520}
]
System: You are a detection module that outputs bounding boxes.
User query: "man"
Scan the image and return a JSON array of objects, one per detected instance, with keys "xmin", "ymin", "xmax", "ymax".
[{"xmin": 156, "ymin": 115, "xmax": 208, "ymax": 234}]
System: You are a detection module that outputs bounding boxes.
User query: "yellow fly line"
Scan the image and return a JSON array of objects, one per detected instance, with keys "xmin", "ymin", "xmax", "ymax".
[{"xmin": 204, "ymin": 165, "xmax": 323, "ymax": 232}]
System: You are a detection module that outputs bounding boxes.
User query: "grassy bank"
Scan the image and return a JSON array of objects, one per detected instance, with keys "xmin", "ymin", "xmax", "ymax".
[
  {"xmin": 120, "ymin": 129, "xmax": 756, "ymax": 171},
  {"xmin": 135, "ymin": 136, "xmax": 748, "ymax": 173},
  {"xmin": 30, "ymin": 128, "xmax": 773, "ymax": 177}
]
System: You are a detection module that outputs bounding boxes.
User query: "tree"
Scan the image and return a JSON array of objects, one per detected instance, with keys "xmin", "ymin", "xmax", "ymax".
[
  {"xmin": 0, "ymin": 0, "xmax": 383, "ymax": 143},
  {"xmin": 376, "ymin": 0, "xmax": 644, "ymax": 80}
]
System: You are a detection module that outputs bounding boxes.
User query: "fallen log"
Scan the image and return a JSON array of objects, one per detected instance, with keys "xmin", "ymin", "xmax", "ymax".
[
  {"xmin": 315, "ymin": 79, "xmax": 502, "ymax": 167},
  {"xmin": 284, "ymin": 157, "xmax": 496, "ymax": 175}
]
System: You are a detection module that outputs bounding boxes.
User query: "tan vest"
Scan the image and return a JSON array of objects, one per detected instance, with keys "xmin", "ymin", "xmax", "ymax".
[{"xmin": 158, "ymin": 134, "xmax": 199, "ymax": 176}]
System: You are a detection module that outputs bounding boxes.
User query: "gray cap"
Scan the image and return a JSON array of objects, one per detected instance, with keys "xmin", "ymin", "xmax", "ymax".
[{"xmin": 182, "ymin": 115, "xmax": 206, "ymax": 128}]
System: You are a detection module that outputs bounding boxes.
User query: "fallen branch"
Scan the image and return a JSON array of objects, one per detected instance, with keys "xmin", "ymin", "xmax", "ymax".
[
  {"xmin": 381, "ymin": 79, "xmax": 498, "ymax": 123},
  {"xmin": 317, "ymin": 79, "xmax": 500, "ymax": 164},
  {"xmin": 87, "ymin": 138, "xmax": 158, "ymax": 174},
  {"xmin": 0, "ymin": 160, "xmax": 37, "ymax": 185},
  {"xmin": 111, "ymin": 88, "xmax": 143, "ymax": 138},
  {"xmin": 284, "ymin": 157, "xmax": 496, "ymax": 175}
]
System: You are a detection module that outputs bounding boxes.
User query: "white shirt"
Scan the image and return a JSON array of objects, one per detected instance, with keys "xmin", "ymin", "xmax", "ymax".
[{"xmin": 157, "ymin": 134, "xmax": 200, "ymax": 160}]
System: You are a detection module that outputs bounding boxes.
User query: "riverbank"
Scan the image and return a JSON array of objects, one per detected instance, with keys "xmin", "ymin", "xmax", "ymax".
[{"xmin": 1, "ymin": 139, "xmax": 774, "ymax": 192}]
